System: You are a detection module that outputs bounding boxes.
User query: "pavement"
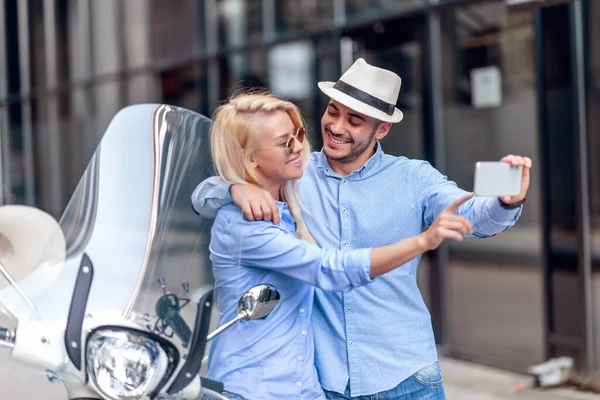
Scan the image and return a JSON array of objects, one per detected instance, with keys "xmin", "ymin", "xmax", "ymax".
[{"xmin": 440, "ymin": 356, "xmax": 600, "ymax": 400}]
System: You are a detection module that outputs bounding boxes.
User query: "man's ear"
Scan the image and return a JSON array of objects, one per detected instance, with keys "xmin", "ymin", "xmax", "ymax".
[{"xmin": 375, "ymin": 122, "xmax": 392, "ymax": 140}]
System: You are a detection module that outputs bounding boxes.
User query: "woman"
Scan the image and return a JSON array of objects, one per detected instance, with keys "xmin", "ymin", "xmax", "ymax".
[{"xmin": 205, "ymin": 92, "xmax": 472, "ymax": 399}]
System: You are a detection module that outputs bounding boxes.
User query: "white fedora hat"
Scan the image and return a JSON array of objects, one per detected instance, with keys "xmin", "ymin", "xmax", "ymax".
[{"xmin": 318, "ymin": 58, "xmax": 403, "ymax": 123}]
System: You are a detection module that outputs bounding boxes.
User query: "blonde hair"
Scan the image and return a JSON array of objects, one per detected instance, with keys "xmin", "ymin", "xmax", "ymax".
[{"xmin": 211, "ymin": 91, "xmax": 315, "ymax": 243}]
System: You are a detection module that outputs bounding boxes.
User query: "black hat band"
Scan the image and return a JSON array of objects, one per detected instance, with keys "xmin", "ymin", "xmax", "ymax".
[{"xmin": 333, "ymin": 80, "xmax": 396, "ymax": 116}]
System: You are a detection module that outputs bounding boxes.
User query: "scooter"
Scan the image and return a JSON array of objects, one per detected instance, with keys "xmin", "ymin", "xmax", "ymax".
[{"xmin": 0, "ymin": 104, "xmax": 278, "ymax": 400}]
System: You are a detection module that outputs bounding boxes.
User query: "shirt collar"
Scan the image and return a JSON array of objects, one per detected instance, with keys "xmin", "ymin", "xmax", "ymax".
[
  {"xmin": 274, "ymin": 200, "xmax": 290, "ymax": 215},
  {"xmin": 275, "ymin": 201, "xmax": 296, "ymax": 232},
  {"xmin": 316, "ymin": 141, "xmax": 384, "ymax": 180}
]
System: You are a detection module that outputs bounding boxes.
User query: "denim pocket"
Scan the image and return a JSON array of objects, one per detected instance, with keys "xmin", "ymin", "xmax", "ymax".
[{"xmin": 410, "ymin": 361, "xmax": 443, "ymax": 386}]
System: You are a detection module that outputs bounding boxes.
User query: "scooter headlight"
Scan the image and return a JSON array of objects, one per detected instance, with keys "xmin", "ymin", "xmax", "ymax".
[{"xmin": 86, "ymin": 328, "xmax": 178, "ymax": 400}]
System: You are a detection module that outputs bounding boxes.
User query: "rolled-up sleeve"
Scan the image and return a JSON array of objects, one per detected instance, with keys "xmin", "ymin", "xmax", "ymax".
[
  {"xmin": 223, "ymin": 218, "xmax": 372, "ymax": 292},
  {"xmin": 419, "ymin": 161, "xmax": 522, "ymax": 238},
  {"xmin": 191, "ymin": 176, "xmax": 232, "ymax": 217},
  {"xmin": 484, "ymin": 196, "xmax": 522, "ymax": 223}
]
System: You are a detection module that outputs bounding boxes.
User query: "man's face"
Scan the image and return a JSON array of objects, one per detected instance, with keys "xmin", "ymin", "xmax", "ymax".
[{"xmin": 320, "ymin": 100, "xmax": 384, "ymax": 164}]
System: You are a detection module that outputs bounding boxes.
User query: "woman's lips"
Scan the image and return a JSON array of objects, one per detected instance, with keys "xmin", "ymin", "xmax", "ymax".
[{"xmin": 286, "ymin": 157, "xmax": 302, "ymax": 167}]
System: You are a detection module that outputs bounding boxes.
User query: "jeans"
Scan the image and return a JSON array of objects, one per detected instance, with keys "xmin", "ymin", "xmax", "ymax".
[{"xmin": 323, "ymin": 362, "xmax": 446, "ymax": 400}]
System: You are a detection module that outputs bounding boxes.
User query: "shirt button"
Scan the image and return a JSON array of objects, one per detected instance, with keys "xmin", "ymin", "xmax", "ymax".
[
  {"xmin": 218, "ymin": 192, "xmax": 224, "ymax": 198},
  {"xmin": 296, "ymin": 382, "xmax": 302, "ymax": 387},
  {"xmin": 349, "ymin": 340, "xmax": 354, "ymax": 345},
  {"xmin": 343, "ymin": 242, "xmax": 348, "ymax": 246},
  {"xmin": 298, "ymin": 356, "xmax": 303, "ymax": 361},
  {"xmin": 343, "ymin": 180, "xmax": 348, "ymax": 184},
  {"xmin": 342, "ymin": 208, "xmax": 347, "ymax": 212},
  {"xmin": 301, "ymin": 330, "xmax": 307, "ymax": 336},
  {"xmin": 347, "ymin": 307, "xmax": 351, "ymax": 312},
  {"xmin": 299, "ymin": 308, "xmax": 305, "ymax": 314}
]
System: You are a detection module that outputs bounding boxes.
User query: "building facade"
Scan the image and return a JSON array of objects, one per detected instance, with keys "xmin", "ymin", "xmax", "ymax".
[{"xmin": 1, "ymin": 0, "xmax": 600, "ymax": 381}]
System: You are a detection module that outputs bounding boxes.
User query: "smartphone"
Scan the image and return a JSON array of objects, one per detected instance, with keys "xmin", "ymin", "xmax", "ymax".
[{"xmin": 473, "ymin": 161, "xmax": 522, "ymax": 197}]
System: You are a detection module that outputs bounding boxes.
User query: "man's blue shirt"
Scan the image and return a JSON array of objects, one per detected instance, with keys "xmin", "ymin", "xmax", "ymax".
[{"xmin": 193, "ymin": 143, "xmax": 521, "ymax": 396}]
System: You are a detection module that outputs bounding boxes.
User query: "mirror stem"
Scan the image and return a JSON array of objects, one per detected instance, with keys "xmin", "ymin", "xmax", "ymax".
[
  {"xmin": 206, "ymin": 315, "xmax": 242, "ymax": 341},
  {"xmin": 0, "ymin": 261, "xmax": 39, "ymax": 317}
]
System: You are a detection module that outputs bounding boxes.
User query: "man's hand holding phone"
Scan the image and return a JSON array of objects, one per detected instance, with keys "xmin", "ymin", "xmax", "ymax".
[
  {"xmin": 497, "ymin": 155, "xmax": 532, "ymax": 205},
  {"xmin": 473, "ymin": 155, "xmax": 532, "ymax": 206}
]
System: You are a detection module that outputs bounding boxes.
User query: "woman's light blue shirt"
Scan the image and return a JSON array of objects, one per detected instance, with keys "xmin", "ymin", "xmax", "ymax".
[{"xmin": 207, "ymin": 201, "xmax": 372, "ymax": 399}]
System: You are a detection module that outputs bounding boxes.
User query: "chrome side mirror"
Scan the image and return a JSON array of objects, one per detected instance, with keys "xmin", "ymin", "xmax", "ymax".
[{"xmin": 207, "ymin": 284, "xmax": 280, "ymax": 340}]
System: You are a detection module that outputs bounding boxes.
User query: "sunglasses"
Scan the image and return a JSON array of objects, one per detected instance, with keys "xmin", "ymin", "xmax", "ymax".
[{"xmin": 283, "ymin": 127, "xmax": 306, "ymax": 155}]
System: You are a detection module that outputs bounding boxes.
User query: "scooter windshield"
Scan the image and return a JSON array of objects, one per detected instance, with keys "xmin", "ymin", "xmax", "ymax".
[
  {"xmin": 61, "ymin": 104, "xmax": 222, "ymax": 336},
  {"xmin": 0, "ymin": 104, "xmax": 245, "ymax": 396}
]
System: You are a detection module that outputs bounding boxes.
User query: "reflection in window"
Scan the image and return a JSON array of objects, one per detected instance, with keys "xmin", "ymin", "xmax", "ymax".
[
  {"xmin": 218, "ymin": 48, "xmax": 268, "ymax": 106},
  {"xmin": 268, "ymin": 42, "xmax": 317, "ymax": 143},
  {"xmin": 587, "ymin": 0, "xmax": 600, "ymax": 372},
  {"xmin": 375, "ymin": 41, "xmax": 423, "ymax": 160},
  {"xmin": 588, "ymin": 0, "xmax": 600, "ymax": 231},
  {"xmin": 275, "ymin": 0, "xmax": 333, "ymax": 34},
  {"xmin": 340, "ymin": 17, "xmax": 425, "ymax": 159},
  {"xmin": 447, "ymin": 4, "xmax": 535, "ymax": 106},
  {"xmin": 4, "ymin": 0, "xmax": 33, "ymax": 206},
  {"xmin": 345, "ymin": 0, "xmax": 426, "ymax": 22},
  {"xmin": 151, "ymin": 0, "xmax": 201, "ymax": 64},
  {"xmin": 161, "ymin": 65, "xmax": 207, "ymax": 115},
  {"xmin": 268, "ymin": 42, "xmax": 315, "ymax": 101},
  {"xmin": 217, "ymin": 0, "xmax": 262, "ymax": 48},
  {"xmin": 442, "ymin": 3, "xmax": 544, "ymax": 370}
]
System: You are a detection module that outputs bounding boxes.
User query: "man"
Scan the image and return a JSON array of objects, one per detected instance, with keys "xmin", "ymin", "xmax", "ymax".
[{"xmin": 193, "ymin": 58, "xmax": 532, "ymax": 399}]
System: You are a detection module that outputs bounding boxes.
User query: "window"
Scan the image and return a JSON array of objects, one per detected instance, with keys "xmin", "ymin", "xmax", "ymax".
[
  {"xmin": 587, "ymin": 0, "xmax": 600, "ymax": 231},
  {"xmin": 161, "ymin": 64, "xmax": 207, "ymax": 115},
  {"xmin": 275, "ymin": 0, "xmax": 334, "ymax": 36},
  {"xmin": 217, "ymin": 0, "xmax": 262, "ymax": 48},
  {"xmin": 345, "ymin": 0, "xmax": 426, "ymax": 23},
  {"xmin": 440, "ymin": 0, "xmax": 544, "ymax": 370},
  {"xmin": 441, "ymin": 3, "xmax": 539, "ymax": 230},
  {"xmin": 586, "ymin": 0, "xmax": 600, "ymax": 371},
  {"xmin": 151, "ymin": 0, "xmax": 201, "ymax": 65}
]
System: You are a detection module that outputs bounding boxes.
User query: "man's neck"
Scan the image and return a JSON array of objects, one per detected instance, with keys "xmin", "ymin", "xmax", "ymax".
[{"xmin": 328, "ymin": 159, "xmax": 364, "ymax": 177}]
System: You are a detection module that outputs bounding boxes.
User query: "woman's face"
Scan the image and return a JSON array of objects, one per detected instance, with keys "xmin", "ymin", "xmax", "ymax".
[{"xmin": 250, "ymin": 110, "xmax": 305, "ymax": 190}]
